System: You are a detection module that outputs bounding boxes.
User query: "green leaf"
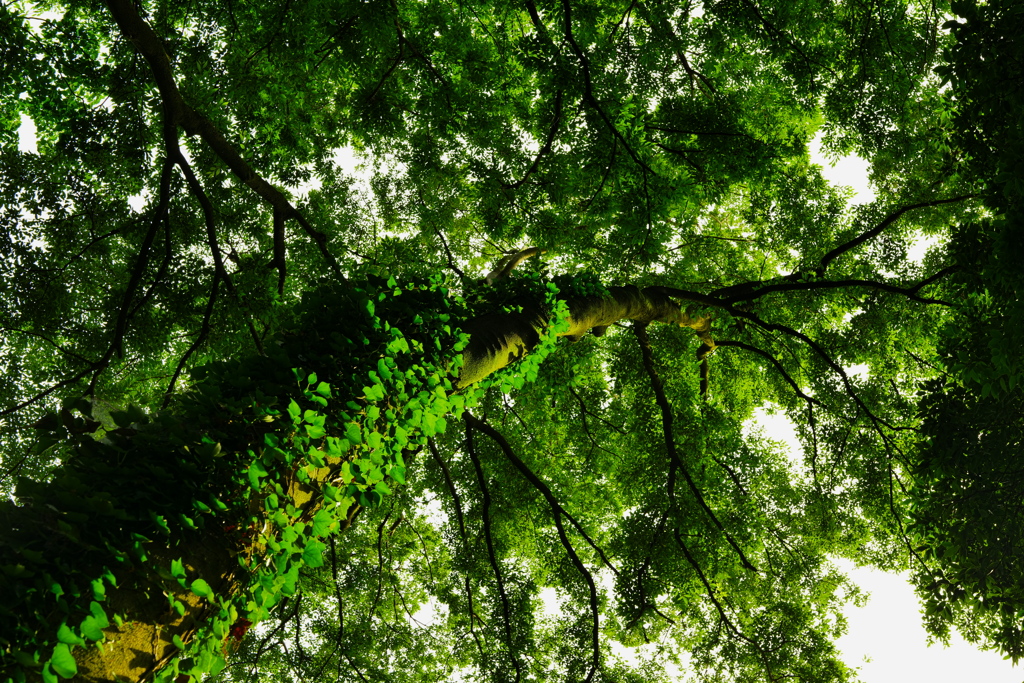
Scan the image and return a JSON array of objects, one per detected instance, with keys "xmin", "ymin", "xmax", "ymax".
[
  {"xmin": 345, "ymin": 423, "xmax": 363, "ymax": 444},
  {"xmin": 80, "ymin": 617, "xmax": 103, "ymax": 642},
  {"xmin": 247, "ymin": 460, "xmax": 269, "ymax": 489},
  {"xmin": 312, "ymin": 508, "xmax": 335, "ymax": 537},
  {"xmin": 89, "ymin": 602, "xmax": 109, "ymax": 629},
  {"xmin": 56, "ymin": 623, "xmax": 86, "ymax": 647},
  {"xmin": 171, "ymin": 558, "xmax": 186, "ymax": 579},
  {"xmin": 49, "ymin": 644, "xmax": 77, "ymax": 679},
  {"xmin": 307, "ymin": 448, "xmax": 326, "ymax": 468},
  {"xmin": 302, "ymin": 540, "xmax": 327, "ymax": 568},
  {"xmin": 190, "ymin": 578, "xmax": 214, "ymax": 600}
]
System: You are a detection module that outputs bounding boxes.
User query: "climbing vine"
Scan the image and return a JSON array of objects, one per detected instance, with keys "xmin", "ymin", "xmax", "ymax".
[{"xmin": 0, "ymin": 273, "xmax": 569, "ymax": 683}]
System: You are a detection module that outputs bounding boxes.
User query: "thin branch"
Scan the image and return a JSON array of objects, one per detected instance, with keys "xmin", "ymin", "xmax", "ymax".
[
  {"xmin": 463, "ymin": 419, "xmax": 523, "ymax": 683},
  {"xmin": 736, "ymin": 0, "xmax": 838, "ymax": 80},
  {"xmin": 341, "ymin": 651, "xmax": 371, "ymax": 683},
  {"xmin": 715, "ymin": 340, "xmax": 820, "ymax": 409},
  {"xmin": 502, "ymin": 90, "xmax": 563, "ymax": 190},
  {"xmin": 559, "ymin": 0, "xmax": 655, "ymax": 175},
  {"xmin": 173, "ymin": 148, "xmax": 265, "ymax": 355},
  {"xmin": 463, "ymin": 414, "xmax": 604, "ymax": 682},
  {"xmin": 633, "ymin": 325, "xmax": 759, "ymax": 573},
  {"xmin": 162, "ymin": 271, "xmax": 221, "ymax": 408},
  {"xmin": 271, "ymin": 205, "xmax": 287, "ymax": 296},
  {"xmin": 465, "ymin": 413, "xmax": 620, "ymax": 577},
  {"xmin": 608, "ymin": 0, "xmax": 638, "ymax": 42},
  {"xmin": 673, "ymin": 530, "xmax": 778, "ymax": 680},
  {"xmin": 430, "ymin": 223, "xmax": 469, "ymax": 282},
  {"xmin": 578, "ymin": 138, "xmax": 617, "ymax": 216},
  {"xmin": 108, "ymin": 156, "xmax": 174, "ymax": 360},
  {"xmin": 50, "ymin": 225, "xmax": 127, "ymax": 277},
  {"xmin": 716, "ymin": 275, "xmax": 957, "ymax": 306},
  {"xmin": 744, "ymin": 312, "xmax": 908, "ymax": 429},
  {"xmin": 567, "ymin": 385, "xmax": 627, "ymax": 435},
  {"xmin": 0, "ymin": 365, "xmax": 98, "ymax": 417},
  {"xmin": 329, "ymin": 536, "xmax": 345, "ymax": 638},
  {"xmin": 427, "ymin": 439, "xmax": 486, "ymax": 658},
  {"xmin": 633, "ymin": 3, "xmax": 717, "ymax": 96},
  {"xmin": 816, "ymin": 195, "xmax": 976, "ymax": 273},
  {"xmin": 644, "ymin": 124, "xmax": 751, "ymax": 139},
  {"xmin": 0, "ymin": 326, "xmax": 93, "ymax": 365}
]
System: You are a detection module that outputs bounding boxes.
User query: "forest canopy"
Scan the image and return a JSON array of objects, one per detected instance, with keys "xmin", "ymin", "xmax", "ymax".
[{"xmin": 1, "ymin": 0, "xmax": 1022, "ymax": 682}]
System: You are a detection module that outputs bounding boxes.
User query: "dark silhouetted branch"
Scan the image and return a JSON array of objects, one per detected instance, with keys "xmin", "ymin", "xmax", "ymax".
[
  {"xmin": 816, "ymin": 195, "xmax": 975, "ymax": 274},
  {"xmin": 105, "ymin": 0, "xmax": 347, "ymax": 282},
  {"xmin": 466, "ymin": 412, "xmax": 602, "ymax": 682},
  {"xmin": 463, "ymin": 419, "xmax": 523, "ymax": 683},
  {"xmin": 162, "ymin": 271, "xmax": 222, "ymax": 408},
  {"xmin": 502, "ymin": 90, "xmax": 563, "ymax": 190},
  {"xmin": 633, "ymin": 325, "xmax": 759, "ymax": 573}
]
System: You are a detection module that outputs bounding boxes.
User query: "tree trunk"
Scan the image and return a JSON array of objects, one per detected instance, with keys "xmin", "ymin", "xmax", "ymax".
[{"xmin": 1, "ymin": 283, "xmax": 708, "ymax": 683}]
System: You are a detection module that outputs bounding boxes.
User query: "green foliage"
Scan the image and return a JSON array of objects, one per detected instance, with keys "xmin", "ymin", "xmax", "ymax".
[
  {"xmin": 0, "ymin": 0, "xmax": 1016, "ymax": 680},
  {"xmin": 907, "ymin": 0, "xmax": 1024, "ymax": 660},
  {"xmin": 911, "ymin": 376, "xmax": 1024, "ymax": 659}
]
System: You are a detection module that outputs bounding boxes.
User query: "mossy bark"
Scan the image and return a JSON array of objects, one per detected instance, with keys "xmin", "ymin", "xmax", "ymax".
[{"xmin": 457, "ymin": 285, "xmax": 711, "ymax": 387}]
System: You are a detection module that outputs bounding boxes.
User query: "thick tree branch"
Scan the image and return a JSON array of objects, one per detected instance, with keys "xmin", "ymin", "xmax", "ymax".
[
  {"xmin": 104, "ymin": 0, "xmax": 346, "ymax": 282},
  {"xmin": 459, "ymin": 285, "xmax": 711, "ymax": 387},
  {"xmin": 484, "ymin": 247, "xmax": 547, "ymax": 285}
]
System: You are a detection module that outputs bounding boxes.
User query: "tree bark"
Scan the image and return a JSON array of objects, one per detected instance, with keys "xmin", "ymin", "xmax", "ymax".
[{"xmin": 457, "ymin": 285, "xmax": 711, "ymax": 387}]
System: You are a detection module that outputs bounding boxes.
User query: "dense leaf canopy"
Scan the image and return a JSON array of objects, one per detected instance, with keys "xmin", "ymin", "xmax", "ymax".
[{"xmin": 0, "ymin": 0, "xmax": 1021, "ymax": 681}]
